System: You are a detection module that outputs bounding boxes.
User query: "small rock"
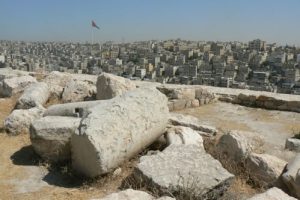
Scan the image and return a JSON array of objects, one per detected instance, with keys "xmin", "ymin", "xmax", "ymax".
[
  {"xmin": 165, "ymin": 126, "xmax": 203, "ymax": 148},
  {"xmin": 216, "ymin": 130, "xmax": 263, "ymax": 163},
  {"xmin": 282, "ymin": 154, "xmax": 300, "ymax": 199},
  {"xmin": 0, "ymin": 75, "xmax": 37, "ymax": 97},
  {"xmin": 285, "ymin": 138, "xmax": 300, "ymax": 152},
  {"xmin": 15, "ymin": 82, "xmax": 50, "ymax": 109},
  {"xmin": 245, "ymin": 153, "xmax": 287, "ymax": 187},
  {"xmin": 91, "ymin": 189, "xmax": 175, "ymax": 200},
  {"xmin": 4, "ymin": 106, "xmax": 45, "ymax": 135}
]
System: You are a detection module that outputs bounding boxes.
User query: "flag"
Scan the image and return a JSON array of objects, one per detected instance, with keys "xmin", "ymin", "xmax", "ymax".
[{"xmin": 92, "ymin": 20, "xmax": 100, "ymax": 29}]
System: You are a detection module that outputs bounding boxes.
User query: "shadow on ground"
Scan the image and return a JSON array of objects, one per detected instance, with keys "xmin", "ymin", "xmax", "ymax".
[
  {"xmin": 10, "ymin": 145, "xmax": 84, "ymax": 188},
  {"xmin": 10, "ymin": 145, "xmax": 40, "ymax": 166}
]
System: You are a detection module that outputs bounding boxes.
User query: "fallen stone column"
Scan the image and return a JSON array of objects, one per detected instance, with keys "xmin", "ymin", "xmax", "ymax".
[
  {"xmin": 30, "ymin": 116, "xmax": 81, "ymax": 162},
  {"xmin": 44, "ymin": 100, "xmax": 105, "ymax": 117},
  {"xmin": 15, "ymin": 82, "xmax": 50, "ymax": 109},
  {"xmin": 71, "ymin": 87, "xmax": 169, "ymax": 177}
]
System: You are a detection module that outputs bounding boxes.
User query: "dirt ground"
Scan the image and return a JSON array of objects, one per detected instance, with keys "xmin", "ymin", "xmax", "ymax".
[
  {"xmin": 1, "ymin": 97, "xmax": 299, "ymax": 199},
  {"xmin": 177, "ymin": 101, "xmax": 300, "ymax": 162},
  {"xmin": 0, "ymin": 97, "xmax": 138, "ymax": 200}
]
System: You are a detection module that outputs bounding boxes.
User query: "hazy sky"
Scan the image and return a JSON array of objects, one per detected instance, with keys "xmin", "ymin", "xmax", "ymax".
[{"xmin": 0, "ymin": 0, "xmax": 299, "ymax": 45}]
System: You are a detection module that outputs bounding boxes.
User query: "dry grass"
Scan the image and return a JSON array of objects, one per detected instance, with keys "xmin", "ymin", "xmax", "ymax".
[
  {"xmin": 203, "ymin": 133, "xmax": 265, "ymax": 199},
  {"xmin": 0, "ymin": 96, "xmax": 140, "ymax": 200}
]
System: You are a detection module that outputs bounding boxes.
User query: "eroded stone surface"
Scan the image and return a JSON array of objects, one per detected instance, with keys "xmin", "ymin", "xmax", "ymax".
[
  {"xmin": 133, "ymin": 145, "xmax": 234, "ymax": 199},
  {"xmin": 0, "ymin": 75, "xmax": 37, "ymax": 97},
  {"xmin": 15, "ymin": 82, "xmax": 50, "ymax": 109},
  {"xmin": 30, "ymin": 116, "xmax": 81, "ymax": 162},
  {"xmin": 72, "ymin": 87, "xmax": 169, "ymax": 177},
  {"xmin": 96, "ymin": 73, "xmax": 136, "ymax": 100},
  {"xmin": 282, "ymin": 154, "xmax": 300, "ymax": 199},
  {"xmin": 245, "ymin": 153, "xmax": 287, "ymax": 186},
  {"xmin": 4, "ymin": 106, "xmax": 45, "ymax": 135}
]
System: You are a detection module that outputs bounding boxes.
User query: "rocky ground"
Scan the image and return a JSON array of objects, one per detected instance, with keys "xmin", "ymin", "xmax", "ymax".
[
  {"xmin": 0, "ymin": 97, "xmax": 299, "ymax": 199},
  {"xmin": 1, "ymin": 69, "xmax": 300, "ymax": 200},
  {"xmin": 178, "ymin": 101, "xmax": 300, "ymax": 162}
]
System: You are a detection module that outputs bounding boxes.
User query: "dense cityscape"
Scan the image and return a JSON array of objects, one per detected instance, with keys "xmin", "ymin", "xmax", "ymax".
[{"xmin": 0, "ymin": 39, "xmax": 300, "ymax": 95}]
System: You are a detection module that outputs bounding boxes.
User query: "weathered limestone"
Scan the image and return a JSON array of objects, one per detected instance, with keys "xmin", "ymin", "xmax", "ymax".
[
  {"xmin": 44, "ymin": 100, "xmax": 105, "ymax": 117},
  {"xmin": 165, "ymin": 126, "xmax": 203, "ymax": 148},
  {"xmin": 282, "ymin": 154, "xmax": 300, "ymax": 199},
  {"xmin": 285, "ymin": 138, "xmax": 300, "ymax": 152},
  {"xmin": 216, "ymin": 130, "xmax": 263, "ymax": 162},
  {"xmin": 157, "ymin": 85, "xmax": 215, "ymax": 111},
  {"xmin": 15, "ymin": 82, "xmax": 50, "ymax": 109},
  {"xmin": 0, "ymin": 75, "xmax": 37, "ymax": 97},
  {"xmin": 200, "ymin": 85, "xmax": 300, "ymax": 113},
  {"xmin": 0, "ymin": 67, "xmax": 30, "ymax": 81},
  {"xmin": 168, "ymin": 113, "xmax": 217, "ymax": 136},
  {"xmin": 247, "ymin": 187, "xmax": 296, "ymax": 200},
  {"xmin": 133, "ymin": 145, "xmax": 234, "ymax": 199},
  {"xmin": 96, "ymin": 73, "xmax": 136, "ymax": 100},
  {"xmin": 71, "ymin": 88, "xmax": 169, "ymax": 177},
  {"xmin": 62, "ymin": 79, "xmax": 96, "ymax": 103},
  {"xmin": 4, "ymin": 106, "xmax": 45, "ymax": 135},
  {"xmin": 245, "ymin": 153, "xmax": 287, "ymax": 187},
  {"xmin": 92, "ymin": 189, "xmax": 175, "ymax": 200},
  {"xmin": 30, "ymin": 116, "xmax": 81, "ymax": 162},
  {"xmin": 43, "ymin": 71, "xmax": 72, "ymax": 98}
]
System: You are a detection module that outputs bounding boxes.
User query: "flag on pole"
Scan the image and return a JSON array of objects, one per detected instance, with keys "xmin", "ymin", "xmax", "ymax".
[{"xmin": 92, "ymin": 20, "xmax": 100, "ymax": 29}]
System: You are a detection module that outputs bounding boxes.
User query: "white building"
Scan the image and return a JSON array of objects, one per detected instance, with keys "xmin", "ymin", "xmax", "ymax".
[{"xmin": 0, "ymin": 55, "xmax": 5, "ymax": 63}]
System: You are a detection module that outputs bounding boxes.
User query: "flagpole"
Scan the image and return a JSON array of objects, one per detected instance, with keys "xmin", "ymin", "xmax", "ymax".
[{"xmin": 92, "ymin": 27, "xmax": 94, "ymax": 45}]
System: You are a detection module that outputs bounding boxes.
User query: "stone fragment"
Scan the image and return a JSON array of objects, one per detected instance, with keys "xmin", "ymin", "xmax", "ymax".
[
  {"xmin": 43, "ymin": 71, "xmax": 72, "ymax": 98},
  {"xmin": 282, "ymin": 154, "xmax": 300, "ymax": 199},
  {"xmin": 245, "ymin": 153, "xmax": 287, "ymax": 186},
  {"xmin": 285, "ymin": 138, "xmax": 300, "ymax": 152},
  {"xmin": 165, "ymin": 126, "xmax": 203, "ymax": 148},
  {"xmin": 30, "ymin": 116, "xmax": 81, "ymax": 162},
  {"xmin": 96, "ymin": 73, "xmax": 136, "ymax": 100},
  {"xmin": 169, "ymin": 113, "xmax": 217, "ymax": 136},
  {"xmin": 133, "ymin": 145, "xmax": 234, "ymax": 199},
  {"xmin": 71, "ymin": 88, "xmax": 169, "ymax": 177},
  {"xmin": 0, "ymin": 75, "xmax": 37, "ymax": 97},
  {"xmin": 216, "ymin": 130, "xmax": 263, "ymax": 162},
  {"xmin": 4, "ymin": 106, "xmax": 45, "ymax": 135},
  {"xmin": 15, "ymin": 82, "xmax": 50, "ymax": 109},
  {"xmin": 62, "ymin": 79, "xmax": 96, "ymax": 103}
]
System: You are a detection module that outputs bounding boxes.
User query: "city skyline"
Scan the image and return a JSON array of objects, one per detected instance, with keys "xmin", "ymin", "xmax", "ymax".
[{"xmin": 1, "ymin": 0, "xmax": 300, "ymax": 46}]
